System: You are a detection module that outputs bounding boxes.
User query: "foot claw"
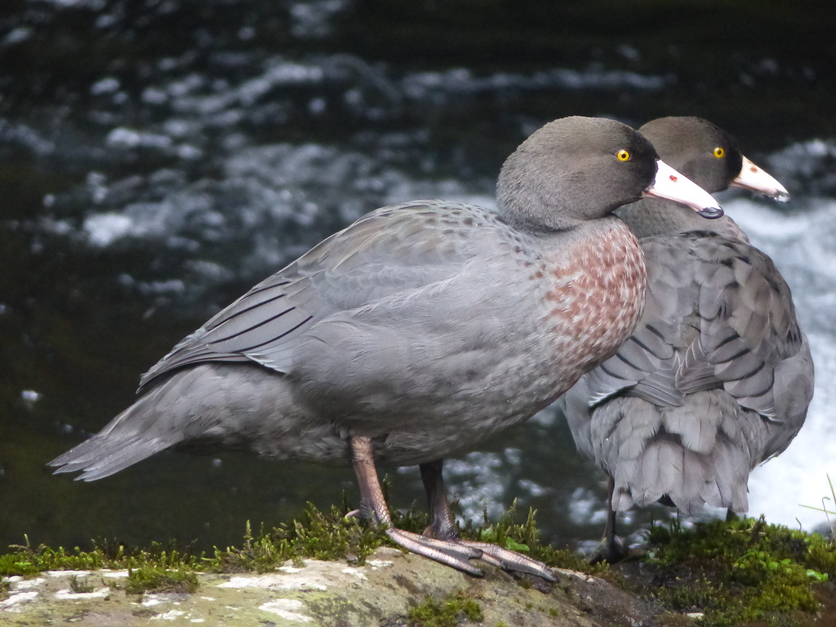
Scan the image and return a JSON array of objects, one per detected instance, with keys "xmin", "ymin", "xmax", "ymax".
[
  {"xmin": 460, "ymin": 541, "xmax": 557, "ymax": 581},
  {"xmin": 386, "ymin": 528, "xmax": 484, "ymax": 577}
]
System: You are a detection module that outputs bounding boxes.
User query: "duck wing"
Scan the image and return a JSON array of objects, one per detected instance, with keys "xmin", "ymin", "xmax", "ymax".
[{"xmin": 139, "ymin": 201, "xmax": 502, "ymax": 390}]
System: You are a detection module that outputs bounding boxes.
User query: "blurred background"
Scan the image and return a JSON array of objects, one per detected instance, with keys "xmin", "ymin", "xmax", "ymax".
[{"xmin": 2, "ymin": 0, "xmax": 835, "ymax": 555}]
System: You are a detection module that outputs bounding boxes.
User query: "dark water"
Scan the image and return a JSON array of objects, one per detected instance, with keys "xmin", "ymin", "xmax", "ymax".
[{"xmin": 2, "ymin": 0, "xmax": 835, "ymax": 555}]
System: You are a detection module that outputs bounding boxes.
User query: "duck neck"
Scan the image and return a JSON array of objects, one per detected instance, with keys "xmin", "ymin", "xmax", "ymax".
[
  {"xmin": 495, "ymin": 197, "xmax": 596, "ymax": 234},
  {"xmin": 616, "ymin": 198, "xmax": 749, "ymax": 241}
]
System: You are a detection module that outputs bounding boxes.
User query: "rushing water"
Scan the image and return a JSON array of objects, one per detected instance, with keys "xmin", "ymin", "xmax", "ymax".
[{"xmin": 2, "ymin": 0, "xmax": 835, "ymax": 553}]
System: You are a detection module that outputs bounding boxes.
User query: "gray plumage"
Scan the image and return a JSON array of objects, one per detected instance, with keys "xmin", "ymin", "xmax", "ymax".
[{"xmin": 560, "ymin": 117, "xmax": 813, "ymax": 519}]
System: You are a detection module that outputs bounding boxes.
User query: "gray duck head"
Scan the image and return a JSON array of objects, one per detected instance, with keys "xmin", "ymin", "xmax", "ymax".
[
  {"xmin": 496, "ymin": 116, "xmax": 721, "ymax": 232},
  {"xmin": 617, "ymin": 116, "xmax": 789, "ymax": 239},
  {"xmin": 640, "ymin": 116, "xmax": 789, "ymax": 200}
]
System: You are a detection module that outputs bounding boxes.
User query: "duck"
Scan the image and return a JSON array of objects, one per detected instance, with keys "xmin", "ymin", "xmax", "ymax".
[
  {"xmin": 49, "ymin": 116, "xmax": 721, "ymax": 578},
  {"xmin": 559, "ymin": 116, "xmax": 814, "ymax": 562}
]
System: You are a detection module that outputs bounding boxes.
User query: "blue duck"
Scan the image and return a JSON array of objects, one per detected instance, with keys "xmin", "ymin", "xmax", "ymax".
[
  {"xmin": 50, "ymin": 116, "xmax": 722, "ymax": 577},
  {"xmin": 560, "ymin": 116, "xmax": 813, "ymax": 562}
]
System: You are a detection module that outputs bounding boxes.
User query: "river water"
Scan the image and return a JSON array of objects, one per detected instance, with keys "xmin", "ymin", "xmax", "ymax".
[{"xmin": 1, "ymin": 0, "xmax": 835, "ymax": 553}]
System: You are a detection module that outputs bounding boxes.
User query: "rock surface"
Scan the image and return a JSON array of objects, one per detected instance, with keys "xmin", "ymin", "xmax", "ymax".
[{"xmin": 1, "ymin": 547, "xmax": 689, "ymax": 626}]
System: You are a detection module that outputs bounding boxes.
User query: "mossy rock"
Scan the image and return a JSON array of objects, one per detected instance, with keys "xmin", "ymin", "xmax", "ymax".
[
  {"xmin": 1, "ymin": 547, "xmax": 616, "ymax": 626},
  {"xmin": 2, "ymin": 506, "xmax": 835, "ymax": 626}
]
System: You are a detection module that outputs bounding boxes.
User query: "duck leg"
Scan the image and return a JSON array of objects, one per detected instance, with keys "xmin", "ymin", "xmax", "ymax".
[
  {"xmin": 419, "ymin": 459, "xmax": 556, "ymax": 581},
  {"xmin": 350, "ymin": 436, "xmax": 484, "ymax": 576},
  {"xmin": 420, "ymin": 459, "xmax": 459, "ymax": 539},
  {"xmin": 591, "ymin": 474, "xmax": 627, "ymax": 564}
]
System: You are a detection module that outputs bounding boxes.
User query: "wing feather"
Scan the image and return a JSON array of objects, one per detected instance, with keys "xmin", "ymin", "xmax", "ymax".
[{"xmin": 139, "ymin": 201, "xmax": 507, "ymax": 390}]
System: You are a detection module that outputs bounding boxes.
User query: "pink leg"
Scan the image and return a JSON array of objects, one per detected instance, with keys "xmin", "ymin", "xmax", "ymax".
[{"xmin": 351, "ymin": 436, "xmax": 484, "ymax": 576}]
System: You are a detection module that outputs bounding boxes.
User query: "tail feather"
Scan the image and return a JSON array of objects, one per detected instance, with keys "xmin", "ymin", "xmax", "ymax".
[
  {"xmin": 47, "ymin": 369, "xmax": 204, "ymax": 480},
  {"xmin": 50, "ymin": 434, "xmax": 179, "ymax": 481},
  {"xmin": 48, "ymin": 363, "xmax": 297, "ymax": 481},
  {"xmin": 76, "ymin": 438, "xmax": 177, "ymax": 481},
  {"xmin": 605, "ymin": 394, "xmax": 766, "ymax": 515}
]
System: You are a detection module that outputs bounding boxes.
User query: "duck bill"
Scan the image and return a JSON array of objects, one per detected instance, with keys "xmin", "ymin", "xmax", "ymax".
[
  {"xmin": 643, "ymin": 159, "xmax": 724, "ymax": 219},
  {"xmin": 730, "ymin": 155, "xmax": 790, "ymax": 202}
]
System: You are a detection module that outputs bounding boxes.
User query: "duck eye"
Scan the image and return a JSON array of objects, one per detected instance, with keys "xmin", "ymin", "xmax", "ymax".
[
  {"xmin": 616, "ymin": 149, "xmax": 631, "ymax": 162},
  {"xmin": 713, "ymin": 147, "xmax": 725, "ymax": 158}
]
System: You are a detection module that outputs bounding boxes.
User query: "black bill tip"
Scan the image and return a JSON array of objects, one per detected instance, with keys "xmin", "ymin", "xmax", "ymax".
[{"xmin": 697, "ymin": 206, "xmax": 724, "ymax": 219}]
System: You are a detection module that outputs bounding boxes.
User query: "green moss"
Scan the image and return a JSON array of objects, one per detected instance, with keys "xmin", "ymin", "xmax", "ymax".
[
  {"xmin": 0, "ymin": 504, "xmax": 389, "ymax": 580},
  {"xmin": 2, "ymin": 501, "xmax": 600, "ymax": 588},
  {"xmin": 0, "ymin": 535, "xmax": 207, "ymax": 577},
  {"xmin": 124, "ymin": 566, "xmax": 199, "ymax": 595},
  {"xmin": 408, "ymin": 590, "xmax": 483, "ymax": 626},
  {"xmin": 213, "ymin": 504, "xmax": 387, "ymax": 572},
  {"xmin": 638, "ymin": 516, "xmax": 835, "ymax": 626}
]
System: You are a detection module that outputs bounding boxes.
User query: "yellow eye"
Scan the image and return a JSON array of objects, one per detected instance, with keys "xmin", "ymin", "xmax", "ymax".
[
  {"xmin": 616, "ymin": 149, "xmax": 631, "ymax": 162},
  {"xmin": 713, "ymin": 147, "xmax": 725, "ymax": 158}
]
